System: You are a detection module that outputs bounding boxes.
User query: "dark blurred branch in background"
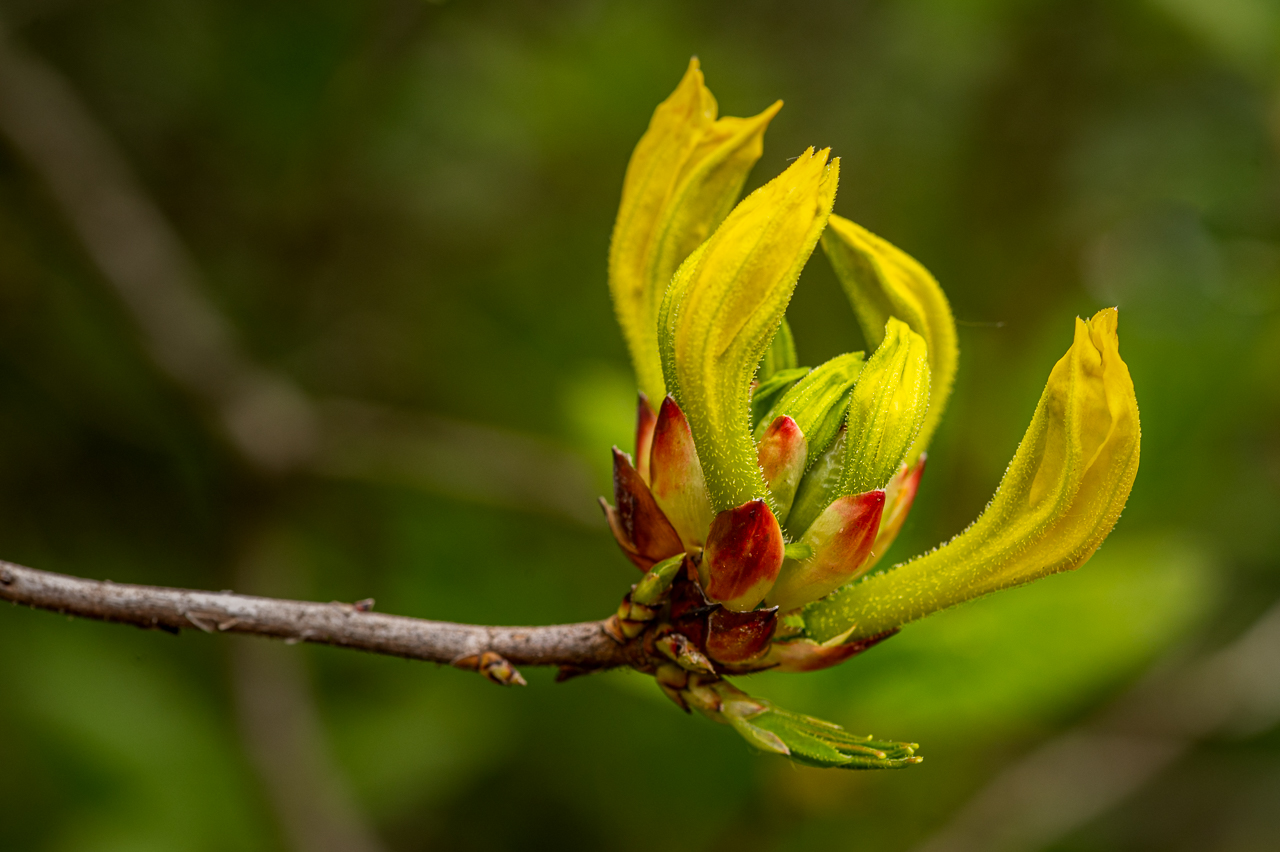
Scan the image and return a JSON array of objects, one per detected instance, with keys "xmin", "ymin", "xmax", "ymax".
[
  {"xmin": 913, "ymin": 600, "xmax": 1280, "ymax": 852},
  {"xmin": 0, "ymin": 20, "xmax": 598, "ymax": 520},
  {"xmin": 0, "ymin": 559, "xmax": 636, "ymax": 672},
  {"xmin": 0, "ymin": 19, "xmax": 598, "ymax": 852}
]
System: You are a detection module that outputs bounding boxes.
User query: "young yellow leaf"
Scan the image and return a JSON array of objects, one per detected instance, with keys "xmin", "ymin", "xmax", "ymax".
[
  {"xmin": 822, "ymin": 216, "xmax": 957, "ymax": 461},
  {"xmin": 609, "ymin": 58, "xmax": 782, "ymax": 406},
  {"xmin": 658, "ymin": 148, "xmax": 839, "ymax": 512},
  {"xmin": 841, "ymin": 318, "xmax": 931, "ymax": 495},
  {"xmin": 806, "ymin": 308, "xmax": 1140, "ymax": 643}
]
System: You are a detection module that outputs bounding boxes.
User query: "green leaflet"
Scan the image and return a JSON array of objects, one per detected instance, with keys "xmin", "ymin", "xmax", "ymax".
[
  {"xmin": 821, "ymin": 215, "xmax": 958, "ymax": 462},
  {"xmin": 658, "ymin": 148, "xmax": 839, "ymax": 513},
  {"xmin": 754, "ymin": 351, "xmax": 864, "ymax": 468},
  {"xmin": 727, "ymin": 702, "xmax": 920, "ymax": 769}
]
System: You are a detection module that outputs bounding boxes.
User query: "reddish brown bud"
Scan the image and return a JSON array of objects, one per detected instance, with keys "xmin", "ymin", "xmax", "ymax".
[
  {"xmin": 756, "ymin": 415, "xmax": 807, "ymax": 520},
  {"xmin": 655, "ymin": 630, "xmax": 716, "ymax": 674},
  {"xmin": 649, "ymin": 396, "xmax": 715, "ymax": 549},
  {"xmin": 603, "ymin": 447, "xmax": 684, "ymax": 570},
  {"xmin": 635, "ymin": 392, "xmax": 658, "ymax": 483},
  {"xmin": 702, "ymin": 500, "xmax": 785, "ymax": 612},
  {"xmin": 766, "ymin": 490, "xmax": 885, "ymax": 612},
  {"xmin": 706, "ymin": 606, "xmax": 778, "ymax": 664},
  {"xmin": 862, "ymin": 455, "xmax": 926, "ymax": 573},
  {"xmin": 478, "ymin": 651, "xmax": 527, "ymax": 686}
]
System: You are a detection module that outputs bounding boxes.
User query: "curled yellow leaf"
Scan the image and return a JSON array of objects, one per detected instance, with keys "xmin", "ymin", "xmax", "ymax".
[
  {"xmin": 609, "ymin": 58, "xmax": 782, "ymax": 406},
  {"xmin": 821, "ymin": 215, "xmax": 957, "ymax": 460},
  {"xmin": 806, "ymin": 308, "xmax": 1140, "ymax": 643}
]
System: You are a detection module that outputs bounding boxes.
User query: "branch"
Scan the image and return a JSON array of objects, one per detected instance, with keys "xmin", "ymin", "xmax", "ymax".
[{"xmin": 0, "ymin": 560, "xmax": 641, "ymax": 676}]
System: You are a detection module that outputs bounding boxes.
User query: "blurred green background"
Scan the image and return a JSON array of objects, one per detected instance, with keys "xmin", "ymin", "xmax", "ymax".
[{"xmin": 1, "ymin": 1, "xmax": 1277, "ymax": 850}]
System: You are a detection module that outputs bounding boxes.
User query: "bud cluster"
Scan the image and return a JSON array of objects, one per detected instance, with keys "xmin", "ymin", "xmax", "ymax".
[{"xmin": 597, "ymin": 59, "xmax": 1140, "ymax": 769}]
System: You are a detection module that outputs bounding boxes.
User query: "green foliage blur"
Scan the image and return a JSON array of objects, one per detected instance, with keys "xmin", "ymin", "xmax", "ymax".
[{"xmin": 1, "ymin": 1, "xmax": 1277, "ymax": 849}]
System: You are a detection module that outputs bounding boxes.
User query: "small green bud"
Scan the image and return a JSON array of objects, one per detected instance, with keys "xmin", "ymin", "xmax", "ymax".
[
  {"xmin": 785, "ymin": 429, "xmax": 846, "ymax": 538},
  {"xmin": 755, "ymin": 352, "xmax": 863, "ymax": 468},
  {"xmin": 750, "ymin": 366, "xmax": 809, "ymax": 431},
  {"xmin": 842, "ymin": 318, "xmax": 930, "ymax": 495},
  {"xmin": 632, "ymin": 553, "xmax": 685, "ymax": 606}
]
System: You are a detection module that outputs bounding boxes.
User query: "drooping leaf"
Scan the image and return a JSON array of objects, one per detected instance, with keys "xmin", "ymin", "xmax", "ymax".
[
  {"xmin": 806, "ymin": 308, "xmax": 1140, "ymax": 643},
  {"xmin": 822, "ymin": 215, "xmax": 958, "ymax": 460}
]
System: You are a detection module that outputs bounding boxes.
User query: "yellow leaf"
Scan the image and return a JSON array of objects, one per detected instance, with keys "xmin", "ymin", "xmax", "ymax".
[
  {"xmin": 609, "ymin": 58, "xmax": 782, "ymax": 407},
  {"xmin": 822, "ymin": 215, "xmax": 957, "ymax": 461},
  {"xmin": 842, "ymin": 318, "xmax": 931, "ymax": 495},
  {"xmin": 806, "ymin": 308, "xmax": 1141, "ymax": 643},
  {"xmin": 659, "ymin": 148, "xmax": 839, "ymax": 512}
]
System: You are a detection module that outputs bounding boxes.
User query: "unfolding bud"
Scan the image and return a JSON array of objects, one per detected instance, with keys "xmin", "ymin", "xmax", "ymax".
[
  {"xmin": 765, "ymin": 489, "xmax": 884, "ymax": 613},
  {"xmin": 755, "ymin": 351, "xmax": 864, "ymax": 469},
  {"xmin": 648, "ymin": 396, "xmax": 715, "ymax": 549},
  {"xmin": 601, "ymin": 447, "xmax": 684, "ymax": 570},
  {"xmin": 755, "ymin": 416, "xmax": 807, "ymax": 521},
  {"xmin": 860, "ymin": 455, "xmax": 926, "ymax": 574},
  {"xmin": 659, "ymin": 148, "xmax": 839, "ymax": 512},
  {"xmin": 656, "ymin": 630, "xmax": 717, "ymax": 673},
  {"xmin": 842, "ymin": 318, "xmax": 931, "ymax": 495},
  {"xmin": 806, "ymin": 308, "xmax": 1140, "ymax": 643},
  {"xmin": 734, "ymin": 702, "xmax": 921, "ymax": 769},
  {"xmin": 702, "ymin": 500, "xmax": 785, "ymax": 612},
  {"xmin": 785, "ymin": 428, "xmax": 846, "ymax": 538},
  {"xmin": 706, "ymin": 606, "xmax": 778, "ymax": 664},
  {"xmin": 761, "ymin": 629, "xmax": 897, "ymax": 673},
  {"xmin": 822, "ymin": 215, "xmax": 958, "ymax": 461},
  {"xmin": 635, "ymin": 393, "xmax": 658, "ymax": 483},
  {"xmin": 633, "ymin": 553, "xmax": 686, "ymax": 607},
  {"xmin": 610, "ymin": 59, "xmax": 782, "ymax": 406}
]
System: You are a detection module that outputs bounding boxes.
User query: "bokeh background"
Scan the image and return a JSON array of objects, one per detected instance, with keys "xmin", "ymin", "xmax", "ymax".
[{"xmin": 1, "ymin": 1, "xmax": 1278, "ymax": 850}]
